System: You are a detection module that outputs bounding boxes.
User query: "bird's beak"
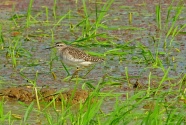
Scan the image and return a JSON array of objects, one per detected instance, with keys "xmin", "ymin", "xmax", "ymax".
[{"xmin": 45, "ymin": 46, "xmax": 56, "ymax": 50}]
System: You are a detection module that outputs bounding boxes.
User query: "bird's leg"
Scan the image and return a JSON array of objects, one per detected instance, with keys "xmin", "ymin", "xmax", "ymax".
[{"xmin": 69, "ymin": 67, "xmax": 80, "ymax": 81}]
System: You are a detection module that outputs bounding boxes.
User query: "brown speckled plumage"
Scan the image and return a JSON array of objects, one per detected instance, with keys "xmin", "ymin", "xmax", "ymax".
[
  {"xmin": 54, "ymin": 42, "xmax": 104, "ymax": 67},
  {"xmin": 64, "ymin": 47, "xmax": 104, "ymax": 62}
]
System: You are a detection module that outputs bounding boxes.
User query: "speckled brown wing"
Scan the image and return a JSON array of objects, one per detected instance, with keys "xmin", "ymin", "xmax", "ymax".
[{"xmin": 65, "ymin": 46, "xmax": 104, "ymax": 62}]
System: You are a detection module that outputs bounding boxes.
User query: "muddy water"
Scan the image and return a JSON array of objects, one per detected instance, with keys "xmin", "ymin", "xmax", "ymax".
[
  {"xmin": 0, "ymin": 0, "xmax": 185, "ymax": 124},
  {"xmin": 0, "ymin": 0, "xmax": 185, "ymax": 87}
]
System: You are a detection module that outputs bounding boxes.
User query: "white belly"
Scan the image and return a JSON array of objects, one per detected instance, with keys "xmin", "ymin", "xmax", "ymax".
[{"xmin": 60, "ymin": 52, "xmax": 94, "ymax": 67}]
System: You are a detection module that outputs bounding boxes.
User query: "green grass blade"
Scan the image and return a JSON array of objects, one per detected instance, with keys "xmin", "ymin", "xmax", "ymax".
[{"xmin": 23, "ymin": 102, "xmax": 34, "ymax": 122}]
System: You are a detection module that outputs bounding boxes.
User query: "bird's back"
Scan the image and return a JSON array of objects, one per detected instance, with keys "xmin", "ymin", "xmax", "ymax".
[{"xmin": 60, "ymin": 46, "xmax": 104, "ymax": 67}]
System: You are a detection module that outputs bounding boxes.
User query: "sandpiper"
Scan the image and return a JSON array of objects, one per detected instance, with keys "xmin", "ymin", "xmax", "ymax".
[{"xmin": 46, "ymin": 42, "xmax": 104, "ymax": 77}]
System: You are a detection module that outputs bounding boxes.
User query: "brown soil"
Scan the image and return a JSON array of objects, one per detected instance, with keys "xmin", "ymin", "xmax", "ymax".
[{"xmin": 0, "ymin": 86, "xmax": 89, "ymax": 104}]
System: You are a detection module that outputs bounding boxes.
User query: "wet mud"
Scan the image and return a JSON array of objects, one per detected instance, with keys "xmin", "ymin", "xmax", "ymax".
[{"xmin": 0, "ymin": 86, "xmax": 89, "ymax": 104}]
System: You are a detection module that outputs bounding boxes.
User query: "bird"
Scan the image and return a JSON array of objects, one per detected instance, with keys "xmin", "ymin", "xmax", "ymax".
[{"xmin": 46, "ymin": 42, "xmax": 104, "ymax": 78}]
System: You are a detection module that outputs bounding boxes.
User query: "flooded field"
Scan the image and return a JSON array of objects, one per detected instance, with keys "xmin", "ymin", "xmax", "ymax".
[{"xmin": 0, "ymin": 0, "xmax": 186, "ymax": 124}]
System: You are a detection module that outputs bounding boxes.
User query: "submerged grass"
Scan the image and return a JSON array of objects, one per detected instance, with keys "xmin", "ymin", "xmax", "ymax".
[
  {"xmin": 164, "ymin": 0, "xmax": 186, "ymax": 48},
  {"xmin": 0, "ymin": 24, "xmax": 4, "ymax": 49},
  {"xmin": 0, "ymin": 0, "xmax": 185, "ymax": 124}
]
